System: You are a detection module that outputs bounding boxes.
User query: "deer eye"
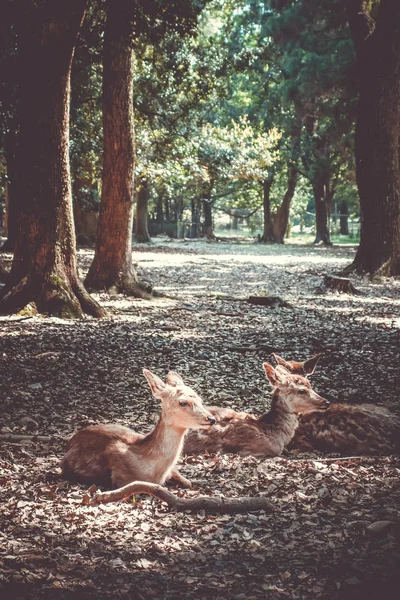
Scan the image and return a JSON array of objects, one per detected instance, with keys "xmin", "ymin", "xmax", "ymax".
[
  {"xmin": 298, "ymin": 389, "xmax": 307, "ymax": 395},
  {"xmin": 179, "ymin": 401, "xmax": 189, "ymax": 407}
]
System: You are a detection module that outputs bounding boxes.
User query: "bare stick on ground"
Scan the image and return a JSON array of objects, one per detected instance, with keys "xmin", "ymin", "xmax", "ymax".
[{"xmin": 88, "ymin": 481, "xmax": 273, "ymax": 514}]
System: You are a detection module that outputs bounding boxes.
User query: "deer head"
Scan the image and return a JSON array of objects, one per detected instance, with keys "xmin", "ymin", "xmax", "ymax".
[
  {"xmin": 263, "ymin": 363, "xmax": 330, "ymax": 415},
  {"xmin": 143, "ymin": 369, "xmax": 216, "ymax": 429}
]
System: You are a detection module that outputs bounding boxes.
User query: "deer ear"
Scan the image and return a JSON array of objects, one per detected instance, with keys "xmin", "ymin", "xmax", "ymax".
[
  {"xmin": 143, "ymin": 369, "xmax": 166, "ymax": 398},
  {"xmin": 274, "ymin": 365, "xmax": 289, "ymax": 384},
  {"xmin": 272, "ymin": 353, "xmax": 287, "ymax": 368},
  {"xmin": 303, "ymin": 353, "xmax": 323, "ymax": 375},
  {"xmin": 166, "ymin": 371, "xmax": 184, "ymax": 387},
  {"xmin": 263, "ymin": 363, "xmax": 280, "ymax": 386}
]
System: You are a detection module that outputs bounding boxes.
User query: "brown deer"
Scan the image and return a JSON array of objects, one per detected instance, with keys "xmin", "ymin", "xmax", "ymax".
[
  {"xmin": 274, "ymin": 354, "xmax": 400, "ymax": 455},
  {"xmin": 184, "ymin": 364, "xmax": 330, "ymax": 457},
  {"xmin": 61, "ymin": 370, "xmax": 216, "ymax": 489}
]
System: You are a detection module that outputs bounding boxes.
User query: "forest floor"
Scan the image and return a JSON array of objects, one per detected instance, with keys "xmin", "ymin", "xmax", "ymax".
[{"xmin": 1, "ymin": 237, "xmax": 400, "ymax": 600}]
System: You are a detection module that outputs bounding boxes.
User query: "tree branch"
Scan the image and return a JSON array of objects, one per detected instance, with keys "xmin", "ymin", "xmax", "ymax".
[{"xmin": 88, "ymin": 481, "xmax": 273, "ymax": 514}]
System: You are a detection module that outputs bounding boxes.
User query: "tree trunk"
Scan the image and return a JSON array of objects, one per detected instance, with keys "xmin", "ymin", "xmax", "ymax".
[
  {"xmin": 201, "ymin": 190, "xmax": 215, "ymax": 238},
  {"xmin": 261, "ymin": 176, "xmax": 274, "ymax": 242},
  {"xmin": 345, "ymin": 0, "xmax": 400, "ymax": 275},
  {"xmin": 0, "ymin": 1, "xmax": 105, "ymax": 318},
  {"xmin": 273, "ymin": 164, "xmax": 297, "ymax": 243},
  {"xmin": 85, "ymin": 0, "xmax": 150, "ymax": 296},
  {"xmin": 135, "ymin": 178, "xmax": 152, "ymax": 243},
  {"xmin": 312, "ymin": 178, "xmax": 333, "ymax": 245},
  {"xmin": 1, "ymin": 134, "xmax": 19, "ymax": 252},
  {"xmin": 339, "ymin": 201, "xmax": 349, "ymax": 235},
  {"xmin": 191, "ymin": 197, "xmax": 200, "ymax": 238},
  {"xmin": 155, "ymin": 192, "xmax": 164, "ymax": 224}
]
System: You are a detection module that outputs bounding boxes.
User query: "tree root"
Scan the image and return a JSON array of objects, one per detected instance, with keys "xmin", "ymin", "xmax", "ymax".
[
  {"xmin": 0, "ymin": 274, "xmax": 107, "ymax": 318},
  {"xmin": 88, "ymin": 481, "xmax": 273, "ymax": 514},
  {"xmin": 85, "ymin": 270, "xmax": 152, "ymax": 299}
]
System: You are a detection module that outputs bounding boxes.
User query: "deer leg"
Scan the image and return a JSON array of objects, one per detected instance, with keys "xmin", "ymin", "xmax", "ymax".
[{"xmin": 169, "ymin": 468, "xmax": 192, "ymax": 488}]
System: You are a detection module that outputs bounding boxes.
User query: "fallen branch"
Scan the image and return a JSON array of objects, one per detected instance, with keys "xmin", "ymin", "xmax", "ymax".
[
  {"xmin": 227, "ymin": 344, "xmax": 280, "ymax": 353},
  {"xmin": 248, "ymin": 296, "xmax": 291, "ymax": 308},
  {"xmin": 89, "ymin": 481, "xmax": 273, "ymax": 514},
  {"xmin": 278, "ymin": 456, "xmax": 382, "ymax": 464},
  {"xmin": 0, "ymin": 434, "xmax": 64, "ymax": 442}
]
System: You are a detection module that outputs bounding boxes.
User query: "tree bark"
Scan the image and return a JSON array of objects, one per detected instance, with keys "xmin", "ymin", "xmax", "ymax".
[
  {"xmin": 345, "ymin": 0, "xmax": 400, "ymax": 275},
  {"xmin": 85, "ymin": 0, "xmax": 151, "ymax": 296},
  {"xmin": 312, "ymin": 178, "xmax": 333, "ymax": 245},
  {"xmin": 261, "ymin": 176, "xmax": 274, "ymax": 242},
  {"xmin": 273, "ymin": 164, "xmax": 297, "ymax": 243},
  {"xmin": 0, "ymin": 1, "xmax": 105, "ymax": 318},
  {"xmin": 201, "ymin": 189, "xmax": 215, "ymax": 238},
  {"xmin": 135, "ymin": 177, "xmax": 152, "ymax": 243},
  {"xmin": 155, "ymin": 192, "xmax": 164, "ymax": 224},
  {"xmin": 1, "ymin": 134, "xmax": 19, "ymax": 252},
  {"xmin": 339, "ymin": 201, "xmax": 349, "ymax": 235}
]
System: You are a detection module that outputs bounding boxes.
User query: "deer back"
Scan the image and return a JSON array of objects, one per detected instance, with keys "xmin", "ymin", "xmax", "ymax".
[{"xmin": 291, "ymin": 403, "xmax": 400, "ymax": 454}]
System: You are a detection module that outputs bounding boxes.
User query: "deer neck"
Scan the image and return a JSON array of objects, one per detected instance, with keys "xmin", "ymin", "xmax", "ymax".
[
  {"xmin": 142, "ymin": 414, "xmax": 187, "ymax": 467},
  {"xmin": 259, "ymin": 390, "xmax": 299, "ymax": 443}
]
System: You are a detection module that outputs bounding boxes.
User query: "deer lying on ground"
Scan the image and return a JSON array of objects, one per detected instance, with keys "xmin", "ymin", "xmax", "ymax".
[
  {"xmin": 61, "ymin": 370, "xmax": 215, "ymax": 489},
  {"xmin": 275, "ymin": 354, "xmax": 400, "ymax": 455},
  {"xmin": 188, "ymin": 354, "xmax": 323, "ymax": 428},
  {"xmin": 183, "ymin": 363, "xmax": 330, "ymax": 457}
]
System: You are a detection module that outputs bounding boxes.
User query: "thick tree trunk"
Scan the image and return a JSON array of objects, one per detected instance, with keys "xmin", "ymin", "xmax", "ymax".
[
  {"xmin": 135, "ymin": 178, "xmax": 152, "ymax": 243},
  {"xmin": 1, "ymin": 134, "xmax": 19, "ymax": 252},
  {"xmin": 345, "ymin": 0, "xmax": 400, "ymax": 275},
  {"xmin": 261, "ymin": 176, "xmax": 274, "ymax": 242},
  {"xmin": 272, "ymin": 164, "xmax": 297, "ymax": 243},
  {"xmin": 85, "ymin": 0, "xmax": 150, "ymax": 296},
  {"xmin": 312, "ymin": 179, "xmax": 333, "ymax": 245},
  {"xmin": 0, "ymin": 1, "xmax": 105, "ymax": 318},
  {"xmin": 339, "ymin": 201, "xmax": 349, "ymax": 236}
]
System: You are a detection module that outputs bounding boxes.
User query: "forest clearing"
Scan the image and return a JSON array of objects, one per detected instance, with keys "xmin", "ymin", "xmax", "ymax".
[{"xmin": 1, "ymin": 240, "xmax": 399, "ymax": 600}]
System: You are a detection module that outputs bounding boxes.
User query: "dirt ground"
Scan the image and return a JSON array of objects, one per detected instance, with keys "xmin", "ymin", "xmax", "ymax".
[{"xmin": 1, "ymin": 238, "xmax": 400, "ymax": 599}]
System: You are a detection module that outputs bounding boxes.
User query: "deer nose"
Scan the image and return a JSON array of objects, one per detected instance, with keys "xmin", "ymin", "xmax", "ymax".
[
  {"xmin": 324, "ymin": 400, "xmax": 330, "ymax": 409},
  {"xmin": 207, "ymin": 416, "xmax": 216, "ymax": 425}
]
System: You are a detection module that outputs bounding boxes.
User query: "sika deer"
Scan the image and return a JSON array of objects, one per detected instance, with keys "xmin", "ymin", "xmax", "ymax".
[
  {"xmin": 61, "ymin": 370, "xmax": 216, "ymax": 488},
  {"xmin": 273, "ymin": 354, "xmax": 400, "ymax": 455},
  {"xmin": 184, "ymin": 364, "xmax": 330, "ymax": 457}
]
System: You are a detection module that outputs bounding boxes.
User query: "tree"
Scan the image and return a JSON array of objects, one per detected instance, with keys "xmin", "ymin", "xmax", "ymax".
[
  {"xmin": 85, "ymin": 0, "xmax": 151, "ymax": 296},
  {"xmin": 135, "ymin": 176, "xmax": 151, "ymax": 243},
  {"xmin": 0, "ymin": 0, "xmax": 105, "ymax": 318},
  {"xmin": 345, "ymin": 0, "xmax": 400, "ymax": 275},
  {"xmin": 0, "ymin": 1, "xmax": 20, "ymax": 252}
]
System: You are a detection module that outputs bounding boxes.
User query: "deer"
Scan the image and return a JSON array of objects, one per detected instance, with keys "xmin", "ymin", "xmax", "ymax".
[
  {"xmin": 61, "ymin": 369, "xmax": 216, "ymax": 489},
  {"xmin": 274, "ymin": 354, "xmax": 400, "ymax": 455},
  {"xmin": 183, "ymin": 363, "xmax": 330, "ymax": 457}
]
